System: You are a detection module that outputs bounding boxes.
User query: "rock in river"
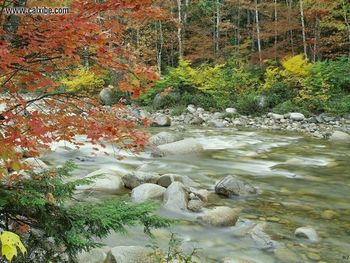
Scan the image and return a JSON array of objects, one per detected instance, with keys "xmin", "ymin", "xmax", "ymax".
[
  {"xmin": 329, "ymin": 130, "xmax": 350, "ymax": 142},
  {"xmin": 122, "ymin": 171, "xmax": 160, "ymax": 189},
  {"xmin": 148, "ymin": 131, "xmax": 181, "ymax": 146},
  {"xmin": 76, "ymin": 168, "xmax": 124, "ymax": 194},
  {"xmin": 295, "ymin": 226, "xmax": 319, "ymax": 242},
  {"xmin": 198, "ymin": 206, "xmax": 240, "ymax": 227},
  {"xmin": 215, "ymin": 175, "xmax": 257, "ymax": 197},
  {"xmin": 131, "ymin": 183, "xmax": 166, "ymax": 203},
  {"xmin": 155, "ymin": 138, "xmax": 204, "ymax": 156},
  {"xmin": 163, "ymin": 182, "xmax": 188, "ymax": 211}
]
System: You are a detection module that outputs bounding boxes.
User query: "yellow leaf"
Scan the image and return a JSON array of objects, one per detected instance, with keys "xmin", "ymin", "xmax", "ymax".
[{"xmin": 0, "ymin": 231, "xmax": 26, "ymax": 262}]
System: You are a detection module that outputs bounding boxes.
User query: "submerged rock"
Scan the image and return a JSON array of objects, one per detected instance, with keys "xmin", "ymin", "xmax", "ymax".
[
  {"xmin": 187, "ymin": 199, "xmax": 204, "ymax": 212},
  {"xmin": 163, "ymin": 182, "xmax": 188, "ymax": 211},
  {"xmin": 295, "ymin": 227, "xmax": 319, "ymax": 242},
  {"xmin": 155, "ymin": 138, "xmax": 204, "ymax": 156},
  {"xmin": 215, "ymin": 175, "xmax": 257, "ymax": 197},
  {"xmin": 148, "ymin": 131, "xmax": 181, "ymax": 146},
  {"xmin": 329, "ymin": 130, "xmax": 350, "ymax": 142},
  {"xmin": 131, "ymin": 183, "xmax": 166, "ymax": 203},
  {"xmin": 198, "ymin": 206, "xmax": 240, "ymax": 227},
  {"xmin": 249, "ymin": 223, "xmax": 277, "ymax": 250},
  {"xmin": 122, "ymin": 171, "xmax": 160, "ymax": 189},
  {"xmin": 106, "ymin": 246, "xmax": 153, "ymax": 263}
]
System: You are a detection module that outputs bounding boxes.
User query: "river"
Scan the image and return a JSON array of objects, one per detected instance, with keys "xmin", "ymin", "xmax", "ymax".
[{"xmin": 44, "ymin": 127, "xmax": 350, "ymax": 263}]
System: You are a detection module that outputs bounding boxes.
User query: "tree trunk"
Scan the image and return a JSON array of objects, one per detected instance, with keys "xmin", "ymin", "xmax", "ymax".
[
  {"xmin": 274, "ymin": 0, "xmax": 278, "ymax": 60},
  {"xmin": 176, "ymin": 0, "xmax": 183, "ymax": 58},
  {"xmin": 299, "ymin": 0, "xmax": 307, "ymax": 58},
  {"xmin": 214, "ymin": 0, "xmax": 221, "ymax": 56},
  {"xmin": 156, "ymin": 22, "xmax": 163, "ymax": 74},
  {"xmin": 255, "ymin": 0, "xmax": 262, "ymax": 64},
  {"xmin": 342, "ymin": 0, "xmax": 350, "ymax": 58},
  {"xmin": 287, "ymin": 0, "xmax": 295, "ymax": 55}
]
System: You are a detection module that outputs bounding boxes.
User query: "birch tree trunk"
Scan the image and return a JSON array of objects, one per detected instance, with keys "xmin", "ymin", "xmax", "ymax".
[
  {"xmin": 299, "ymin": 0, "xmax": 307, "ymax": 58},
  {"xmin": 214, "ymin": 0, "xmax": 221, "ymax": 56},
  {"xmin": 287, "ymin": 0, "xmax": 295, "ymax": 55},
  {"xmin": 156, "ymin": 22, "xmax": 163, "ymax": 74},
  {"xmin": 274, "ymin": 0, "xmax": 278, "ymax": 60},
  {"xmin": 255, "ymin": 0, "xmax": 262, "ymax": 64},
  {"xmin": 342, "ymin": 0, "xmax": 350, "ymax": 58},
  {"xmin": 176, "ymin": 0, "xmax": 183, "ymax": 58}
]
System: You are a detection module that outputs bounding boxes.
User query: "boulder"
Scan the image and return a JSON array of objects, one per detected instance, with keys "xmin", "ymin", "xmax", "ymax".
[
  {"xmin": 106, "ymin": 246, "xmax": 153, "ymax": 263},
  {"xmin": 287, "ymin": 112, "xmax": 305, "ymax": 121},
  {"xmin": 131, "ymin": 183, "xmax": 166, "ymax": 203},
  {"xmin": 23, "ymin": 158, "xmax": 48, "ymax": 173},
  {"xmin": 150, "ymin": 114, "xmax": 171, "ymax": 127},
  {"xmin": 198, "ymin": 206, "xmax": 240, "ymax": 227},
  {"xmin": 76, "ymin": 168, "xmax": 124, "ymax": 194},
  {"xmin": 295, "ymin": 227, "xmax": 319, "ymax": 242},
  {"xmin": 215, "ymin": 175, "xmax": 257, "ymax": 197},
  {"xmin": 329, "ymin": 131, "xmax": 350, "ymax": 142},
  {"xmin": 77, "ymin": 248, "xmax": 108, "ymax": 263},
  {"xmin": 99, "ymin": 86, "xmax": 115, "ymax": 106},
  {"xmin": 148, "ymin": 131, "xmax": 181, "ymax": 146},
  {"xmin": 163, "ymin": 182, "xmax": 188, "ymax": 211},
  {"xmin": 122, "ymin": 171, "xmax": 160, "ymax": 189},
  {"xmin": 156, "ymin": 138, "xmax": 204, "ymax": 156},
  {"xmin": 157, "ymin": 173, "xmax": 199, "ymax": 188}
]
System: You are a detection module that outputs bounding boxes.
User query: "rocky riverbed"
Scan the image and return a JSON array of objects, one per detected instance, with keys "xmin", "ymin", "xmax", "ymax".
[
  {"xmin": 145, "ymin": 104, "xmax": 350, "ymax": 142},
  {"xmin": 39, "ymin": 122, "xmax": 350, "ymax": 263}
]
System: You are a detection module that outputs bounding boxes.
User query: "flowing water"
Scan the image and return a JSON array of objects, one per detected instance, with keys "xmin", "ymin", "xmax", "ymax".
[{"xmin": 45, "ymin": 127, "xmax": 350, "ymax": 263}]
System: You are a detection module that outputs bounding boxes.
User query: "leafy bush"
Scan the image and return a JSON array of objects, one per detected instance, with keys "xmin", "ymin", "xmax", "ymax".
[
  {"xmin": 0, "ymin": 162, "xmax": 170, "ymax": 263},
  {"xmin": 60, "ymin": 67, "xmax": 105, "ymax": 93},
  {"xmin": 235, "ymin": 92, "xmax": 267, "ymax": 115}
]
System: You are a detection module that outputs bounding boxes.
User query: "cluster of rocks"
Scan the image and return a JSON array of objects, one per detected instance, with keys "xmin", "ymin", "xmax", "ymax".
[{"xmin": 149, "ymin": 105, "xmax": 350, "ymax": 141}]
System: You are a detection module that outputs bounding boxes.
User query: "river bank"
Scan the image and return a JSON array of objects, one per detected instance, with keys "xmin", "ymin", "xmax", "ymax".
[{"xmin": 146, "ymin": 104, "xmax": 350, "ymax": 141}]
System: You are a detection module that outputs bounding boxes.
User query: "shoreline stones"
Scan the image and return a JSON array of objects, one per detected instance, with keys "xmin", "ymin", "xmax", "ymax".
[
  {"xmin": 215, "ymin": 175, "xmax": 257, "ymax": 197},
  {"xmin": 148, "ymin": 106, "xmax": 350, "ymax": 139},
  {"xmin": 148, "ymin": 131, "xmax": 181, "ymax": 146}
]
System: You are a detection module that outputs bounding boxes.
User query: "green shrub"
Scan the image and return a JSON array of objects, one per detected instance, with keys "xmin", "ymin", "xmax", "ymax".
[
  {"xmin": 170, "ymin": 105, "xmax": 187, "ymax": 116},
  {"xmin": 273, "ymin": 100, "xmax": 311, "ymax": 116},
  {"xmin": 234, "ymin": 92, "xmax": 267, "ymax": 115},
  {"xmin": 1, "ymin": 162, "xmax": 170, "ymax": 263}
]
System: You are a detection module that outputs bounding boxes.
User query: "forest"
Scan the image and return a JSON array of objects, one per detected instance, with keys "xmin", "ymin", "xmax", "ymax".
[{"xmin": 0, "ymin": 0, "xmax": 350, "ymax": 263}]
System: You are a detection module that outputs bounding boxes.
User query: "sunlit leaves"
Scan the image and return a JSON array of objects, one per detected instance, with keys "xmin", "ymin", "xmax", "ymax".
[{"xmin": 0, "ymin": 231, "xmax": 26, "ymax": 262}]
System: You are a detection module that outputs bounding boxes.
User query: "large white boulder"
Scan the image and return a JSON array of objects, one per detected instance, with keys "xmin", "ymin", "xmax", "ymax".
[
  {"xmin": 131, "ymin": 183, "xmax": 166, "ymax": 203},
  {"xmin": 76, "ymin": 168, "xmax": 124, "ymax": 194},
  {"xmin": 156, "ymin": 138, "xmax": 204, "ymax": 156}
]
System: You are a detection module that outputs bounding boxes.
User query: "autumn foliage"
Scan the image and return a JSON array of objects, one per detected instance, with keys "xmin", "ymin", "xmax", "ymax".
[{"xmin": 0, "ymin": 0, "xmax": 163, "ymax": 177}]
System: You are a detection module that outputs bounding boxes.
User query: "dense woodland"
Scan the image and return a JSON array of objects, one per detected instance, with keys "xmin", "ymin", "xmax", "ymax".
[{"xmin": 0, "ymin": 0, "xmax": 350, "ymax": 262}]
